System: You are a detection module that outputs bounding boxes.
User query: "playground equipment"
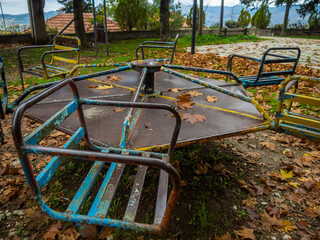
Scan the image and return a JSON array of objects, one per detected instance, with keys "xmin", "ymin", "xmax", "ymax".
[
  {"xmin": 227, "ymin": 47, "xmax": 301, "ymax": 88},
  {"xmin": 17, "ymin": 35, "xmax": 81, "ymax": 90},
  {"xmin": 0, "ymin": 56, "xmax": 6, "ymax": 144},
  {"xmin": 10, "ymin": 36, "xmax": 319, "ymax": 237}
]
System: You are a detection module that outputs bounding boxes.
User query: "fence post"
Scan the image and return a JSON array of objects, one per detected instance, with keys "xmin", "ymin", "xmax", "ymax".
[{"xmin": 224, "ymin": 28, "xmax": 227, "ymax": 37}]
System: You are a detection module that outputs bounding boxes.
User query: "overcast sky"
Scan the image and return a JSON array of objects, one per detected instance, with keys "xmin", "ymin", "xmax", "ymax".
[{"xmin": 0, "ymin": 0, "xmax": 240, "ymax": 15}]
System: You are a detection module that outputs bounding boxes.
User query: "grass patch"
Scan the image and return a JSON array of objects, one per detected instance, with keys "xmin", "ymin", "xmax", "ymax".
[{"xmin": 178, "ymin": 34, "xmax": 262, "ymax": 47}]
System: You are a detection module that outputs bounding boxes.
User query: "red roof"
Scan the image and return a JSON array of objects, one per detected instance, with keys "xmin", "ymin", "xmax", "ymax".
[{"xmin": 46, "ymin": 13, "xmax": 120, "ymax": 33}]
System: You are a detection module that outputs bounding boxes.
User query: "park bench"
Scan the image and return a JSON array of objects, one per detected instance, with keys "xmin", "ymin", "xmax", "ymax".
[
  {"xmin": 227, "ymin": 47, "xmax": 301, "ymax": 88},
  {"xmin": 17, "ymin": 35, "xmax": 81, "ymax": 90},
  {"xmin": 12, "ymin": 79, "xmax": 181, "ymax": 237},
  {"xmin": 274, "ymin": 75, "xmax": 320, "ymax": 140}
]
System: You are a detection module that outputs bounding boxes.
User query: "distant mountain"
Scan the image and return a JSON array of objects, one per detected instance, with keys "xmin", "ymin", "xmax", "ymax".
[
  {"xmin": 0, "ymin": 11, "xmax": 59, "ymax": 29},
  {"xmin": 180, "ymin": 4, "xmax": 314, "ymax": 27}
]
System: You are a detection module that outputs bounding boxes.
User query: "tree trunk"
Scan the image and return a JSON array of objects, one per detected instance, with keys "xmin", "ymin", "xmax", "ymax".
[
  {"xmin": 281, "ymin": 0, "xmax": 292, "ymax": 36},
  {"xmin": 73, "ymin": 0, "xmax": 88, "ymax": 48},
  {"xmin": 160, "ymin": 0, "xmax": 170, "ymax": 41},
  {"xmin": 199, "ymin": 0, "xmax": 203, "ymax": 36}
]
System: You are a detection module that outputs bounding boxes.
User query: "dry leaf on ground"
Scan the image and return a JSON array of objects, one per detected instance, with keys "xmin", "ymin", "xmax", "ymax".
[
  {"xmin": 234, "ymin": 227, "xmax": 256, "ymax": 240},
  {"xmin": 181, "ymin": 113, "xmax": 206, "ymax": 124},
  {"xmin": 260, "ymin": 142, "xmax": 276, "ymax": 151},
  {"xmin": 177, "ymin": 93, "xmax": 194, "ymax": 110},
  {"xmin": 206, "ymin": 95, "xmax": 219, "ymax": 102},
  {"xmin": 114, "ymin": 107, "xmax": 125, "ymax": 112},
  {"xmin": 187, "ymin": 90, "xmax": 203, "ymax": 97},
  {"xmin": 168, "ymin": 88, "xmax": 182, "ymax": 92},
  {"xmin": 260, "ymin": 212, "xmax": 283, "ymax": 231}
]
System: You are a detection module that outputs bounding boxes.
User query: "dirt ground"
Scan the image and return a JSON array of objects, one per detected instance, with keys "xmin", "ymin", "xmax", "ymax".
[{"xmin": 1, "ymin": 109, "xmax": 320, "ymax": 239}]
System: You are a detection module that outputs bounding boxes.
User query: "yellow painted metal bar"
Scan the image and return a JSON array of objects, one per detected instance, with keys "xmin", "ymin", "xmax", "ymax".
[
  {"xmin": 54, "ymin": 45, "xmax": 76, "ymax": 51},
  {"xmin": 88, "ymin": 78, "xmax": 136, "ymax": 92},
  {"xmin": 53, "ymin": 56, "xmax": 78, "ymax": 64},
  {"xmin": 283, "ymin": 94, "xmax": 320, "ymax": 107},
  {"xmin": 159, "ymin": 95, "xmax": 263, "ymax": 120},
  {"xmin": 279, "ymin": 112, "xmax": 320, "ymax": 129},
  {"xmin": 137, "ymin": 123, "xmax": 270, "ymax": 152}
]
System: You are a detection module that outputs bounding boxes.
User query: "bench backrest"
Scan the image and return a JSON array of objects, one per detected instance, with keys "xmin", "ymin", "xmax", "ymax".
[
  {"xmin": 135, "ymin": 34, "xmax": 179, "ymax": 64},
  {"xmin": 255, "ymin": 47, "xmax": 301, "ymax": 83},
  {"xmin": 274, "ymin": 75, "xmax": 320, "ymax": 141},
  {"xmin": 51, "ymin": 35, "xmax": 81, "ymax": 65}
]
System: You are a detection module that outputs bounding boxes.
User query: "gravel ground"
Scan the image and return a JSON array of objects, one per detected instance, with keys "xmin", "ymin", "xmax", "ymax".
[{"xmin": 187, "ymin": 36, "xmax": 320, "ymax": 69}]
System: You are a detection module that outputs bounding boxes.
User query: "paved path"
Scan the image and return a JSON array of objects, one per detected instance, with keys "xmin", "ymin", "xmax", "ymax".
[{"xmin": 188, "ymin": 37, "xmax": 320, "ymax": 68}]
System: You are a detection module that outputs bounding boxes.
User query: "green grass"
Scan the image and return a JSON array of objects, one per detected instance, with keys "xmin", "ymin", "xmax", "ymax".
[{"xmin": 178, "ymin": 34, "xmax": 262, "ymax": 47}]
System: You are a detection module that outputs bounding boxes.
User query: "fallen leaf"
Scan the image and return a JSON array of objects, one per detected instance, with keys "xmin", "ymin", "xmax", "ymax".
[
  {"xmin": 42, "ymin": 221, "xmax": 62, "ymax": 240},
  {"xmin": 168, "ymin": 88, "xmax": 182, "ymax": 92},
  {"xmin": 246, "ymin": 207, "xmax": 259, "ymax": 220},
  {"xmin": 181, "ymin": 113, "xmax": 206, "ymax": 124},
  {"xmin": 303, "ymin": 207, "xmax": 319, "ymax": 218},
  {"xmin": 215, "ymin": 232, "xmax": 234, "ymax": 240},
  {"xmin": 242, "ymin": 198, "xmax": 257, "ymax": 208},
  {"xmin": 114, "ymin": 107, "xmax": 125, "ymax": 112},
  {"xmin": 260, "ymin": 142, "xmax": 276, "ymax": 151},
  {"xmin": 98, "ymin": 227, "xmax": 113, "ymax": 239},
  {"xmin": 260, "ymin": 212, "xmax": 283, "ymax": 231},
  {"xmin": 206, "ymin": 95, "xmax": 219, "ymax": 102},
  {"xmin": 234, "ymin": 227, "xmax": 256, "ymax": 240},
  {"xmin": 296, "ymin": 220, "xmax": 307, "ymax": 230},
  {"xmin": 269, "ymin": 172, "xmax": 287, "ymax": 182},
  {"xmin": 177, "ymin": 93, "xmax": 194, "ymax": 110},
  {"xmin": 245, "ymin": 152, "xmax": 261, "ymax": 159},
  {"xmin": 288, "ymin": 182, "xmax": 299, "ymax": 188},
  {"xmin": 96, "ymin": 85, "xmax": 113, "ymax": 90},
  {"xmin": 280, "ymin": 169, "xmax": 293, "ymax": 179},
  {"xmin": 106, "ymin": 75, "xmax": 121, "ymax": 82},
  {"xmin": 187, "ymin": 90, "xmax": 203, "ymax": 97},
  {"xmin": 283, "ymin": 220, "xmax": 298, "ymax": 232},
  {"xmin": 144, "ymin": 123, "xmax": 152, "ymax": 128},
  {"xmin": 88, "ymin": 85, "xmax": 98, "ymax": 88}
]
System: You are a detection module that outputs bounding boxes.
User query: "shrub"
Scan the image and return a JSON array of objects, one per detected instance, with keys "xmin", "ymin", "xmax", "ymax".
[
  {"xmin": 237, "ymin": 8, "xmax": 251, "ymax": 28},
  {"xmin": 225, "ymin": 20, "xmax": 238, "ymax": 28},
  {"xmin": 251, "ymin": 1, "xmax": 271, "ymax": 29}
]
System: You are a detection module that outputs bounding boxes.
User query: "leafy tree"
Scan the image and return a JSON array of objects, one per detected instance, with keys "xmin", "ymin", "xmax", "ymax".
[
  {"xmin": 147, "ymin": 0, "xmax": 183, "ymax": 30},
  {"xmin": 114, "ymin": 0, "xmax": 147, "ymax": 31},
  {"xmin": 186, "ymin": 6, "xmax": 206, "ymax": 30},
  {"xmin": 308, "ymin": 11, "xmax": 320, "ymax": 29},
  {"xmin": 225, "ymin": 20, "xmax": 238, "ymax": 28},
  {"xmin": 240, "ymin": 0, "xmax": 293, "ymax": 34},
  {"xmin": 298, "ymin": 0, "xmax": 320, "ymax": 17},
  {"xmin": 57, "ymin": 0, "xmax": 92, "ymax": 13},
  {"xmin": 170, "ymin": 1, "xmax": 184, "ymax": 29},
  {"xmin": 237, "ymin": 8, "xmax": 251, "ymax": 28},
  {"xmin": 251, "ymin": 1, "xmax": 271, "ymax": 29}
]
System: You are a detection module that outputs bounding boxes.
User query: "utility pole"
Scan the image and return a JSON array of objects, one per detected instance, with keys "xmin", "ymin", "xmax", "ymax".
[
  {"xmin": 0, "ymin": 1, "xmax": 5, "ymax": 30},
  {"xmin": 219, "ymin": 0, "xmax": 224, "ymax": 31},
  {"xmin": 191, "ymin": 0, "xmax": 197, "ymax": 54},
  {"xmin": 27, "ymin": 0, "xmax": 47, "ymax": 44},
  {"xmin": 199, "ymin": 0, "xmax": 203, "ymax": 36}
]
